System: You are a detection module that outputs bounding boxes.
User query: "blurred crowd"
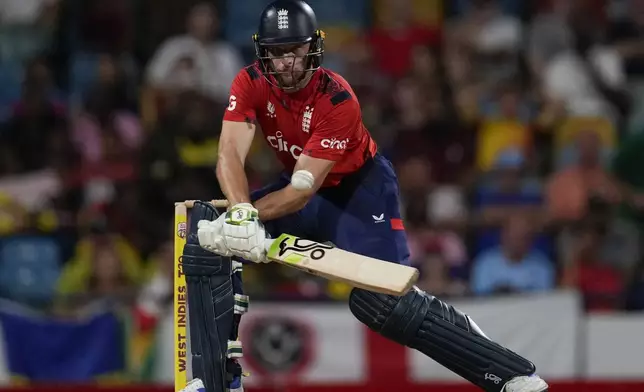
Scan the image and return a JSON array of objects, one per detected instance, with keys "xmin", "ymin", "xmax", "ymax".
[{"xmin": 0, "ymin": 0, "xmax": 643, "ymax": 328}]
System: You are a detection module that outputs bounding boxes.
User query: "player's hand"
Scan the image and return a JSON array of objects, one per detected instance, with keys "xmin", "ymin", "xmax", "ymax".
[
  {"xmin": 197, "ymin": 214, "xmax": 233, "ymax": 257},
  {"xmin": 222, "ymin": 203, "xmax": 269, "ymax": 263}
]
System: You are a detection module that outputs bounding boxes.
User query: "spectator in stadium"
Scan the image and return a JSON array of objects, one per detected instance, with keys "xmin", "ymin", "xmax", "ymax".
[
  {"xmin": 0, "ymin": 58, "xmax": 70, "ymax": 175},
  {"xmin": 474, "ymin": 82, "xmax": 535, "ymax": 172},
  {"xmin": 71, "ymin": 54, "xmax": 142, "ymax": 168},
  {"xmin": 612, "ymin": 130, "xmax": 644, "ymax": 232},
  {"xmin": 135, "ymin": 239, "xmax": 174, "ymax": 332},
  {"xmin": 526, "ymin": 0, "xmax": 576, "ymax": 78},
  {"xmin": 396, "ymin": 155, "xmax": 468, "ymax": 233},
  {"xmin": 139, "ymin": 91, "xmax": 223, "ymax": 245},
  {"xmin": 416, "ymin": 248, "xmax": 468, "ymax": 298},
  {"xmin": 391, "ymin": 75, "xmax": 474, "ymax": 186},
  {"xmin": 18, "ymin": 56, "xmax": 65, "ymax": 105},
  {"xmin": 446, "ymin": 0, "xmax": 523, "ymax": 88},
  {"xmin": 471, "ymin": 214, "xmax": 555, "ymax": 296},
  {"xmin": 473, "ymin": 148, "xmax": 542, "ymax": 226},
  {"xmin": 145, "ymin": 2, "xmax": 242, "ymax": 103},
  {"xmin": 409, "ymin": 45, "xmax": 445, "ymax": 90},
  {"xmin": 547, "ymin": 129, "xmax": 622, "ymax": 223},
  {"xmin": 78, "ymin": 0, "xmax": 131, "ymax": 54},
  {"xmin": 625, "ymin": 259, "xmax": 644, "ymax": 311},
  {"xmin": 55, "ymin": 211, "xmax": 144, "ymax": 310},
  {"xmin": 0, "ymin": 0, "xmax": 59, "ymax": 25},
  {"xmin": 607, "ymin": 0, "xmax": 644, "ymax": 77},
  {"xmin": 537, "ymin": 7, "xmax": 628, "ymax": 123},
  {"xmin": 368, "ymin": 0, "xmax": 441, "ymax": 79},
  {"xmin": 561, "ymin": 221, "xmax": 625, "ymax": 312},
  {"xmin": 471, "ymin": 147, "xmax": 554, "ymax": 258}
]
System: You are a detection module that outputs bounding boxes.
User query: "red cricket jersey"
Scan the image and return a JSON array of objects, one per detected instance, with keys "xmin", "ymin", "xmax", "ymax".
[{"xmin": 223, "ymin": 62, "xmax": 378, "ymax": 187}]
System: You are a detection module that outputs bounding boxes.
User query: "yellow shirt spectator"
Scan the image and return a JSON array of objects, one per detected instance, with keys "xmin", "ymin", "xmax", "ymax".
[
  {"xmin": 476, "ymin": 119, "xmax": 531, "ymax": 171},
  {"xmin": 555, "ymin": 116, "xmax": 616, "ymax": 150},
  {"xmin": 57, "ymin": 234, "xmax": 145, "ymax": 302}
]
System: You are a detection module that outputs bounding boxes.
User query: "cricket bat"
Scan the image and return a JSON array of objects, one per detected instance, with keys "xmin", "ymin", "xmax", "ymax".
[
  {"xmin": 180, "ymin": 200, "xmax": 419, "ymax": 296},
  {"xmin": 264, "ymin": 233, "xmax": 419, "ymax": 296}
]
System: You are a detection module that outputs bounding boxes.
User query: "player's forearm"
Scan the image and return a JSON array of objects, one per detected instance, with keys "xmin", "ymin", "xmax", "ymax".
[
  {"xmin": 254, "ymin": 185, "xmax": 311, "ymax": 221},
  {"xmin": 216, "ymin": 152, "xmax": 251, "ymax": 205}
]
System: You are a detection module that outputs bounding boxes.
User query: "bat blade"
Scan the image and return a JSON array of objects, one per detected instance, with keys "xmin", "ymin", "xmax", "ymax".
[{"xmin": 265, "ymin": 234, "xmax": 418, "ymax": 295}]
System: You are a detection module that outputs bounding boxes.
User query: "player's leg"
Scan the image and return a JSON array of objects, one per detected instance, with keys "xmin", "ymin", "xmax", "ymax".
[
  {"xmin": 350, "ymin": 289, "xmax": 547, "ymax": 392},
  {"xmin": 319, "ymin": 154, "xmax": 548, "ymax": 392},
  {"xmin": 181, "ymin": 201, "xmax": 236, "ymax": 392},
  {"xmin": 219, "ymin": 177, "xmax": 316, "ymax": 390},
  {"xmin": 227, "ymin": 258, "xmax": 246, "ymax": 391}
]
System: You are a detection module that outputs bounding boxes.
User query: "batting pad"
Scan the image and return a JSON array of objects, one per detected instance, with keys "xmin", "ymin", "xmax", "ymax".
[
  {"xmin": 349, "ymin": 287, "xmax": 536, "ymax": 392},
  {"xmin": 182, "ymin": 201, "xmax": 235, "ymax": 392}
]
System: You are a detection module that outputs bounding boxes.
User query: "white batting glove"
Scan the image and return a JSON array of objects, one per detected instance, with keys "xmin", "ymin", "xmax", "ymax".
[
  {"xmin": 222, "ymin": 203, "xmax": 269, "ymax": 263},
  {"xmin": 197, "ymin": 214, "xmax": 233, "ymax": 257}
]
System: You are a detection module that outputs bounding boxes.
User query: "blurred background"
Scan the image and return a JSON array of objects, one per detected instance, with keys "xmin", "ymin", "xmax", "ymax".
[{"xmin": 0, "ymin": 0, "xmax": 642, "ymax": 391}]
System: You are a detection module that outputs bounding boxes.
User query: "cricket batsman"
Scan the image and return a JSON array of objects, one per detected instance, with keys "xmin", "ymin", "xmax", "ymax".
[{"xmin": 181, "ymin": 1, "xmax": 549, "ymax": 391}]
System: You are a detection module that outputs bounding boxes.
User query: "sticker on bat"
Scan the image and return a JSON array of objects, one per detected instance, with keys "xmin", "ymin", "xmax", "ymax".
[
  {"xmin": 177, "ymin": 222, "xmax": 187, "ymax": 239},
  {"xmin": 277, "ymin": 235, "xmax": 334, "ymax": 260}
]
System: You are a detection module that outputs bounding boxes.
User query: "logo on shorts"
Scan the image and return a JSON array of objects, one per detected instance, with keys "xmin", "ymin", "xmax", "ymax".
[
  {"xmin": 177, "ymin": 222, "xmax": 187, "ymax": 238},
  {"xmin": 372, "ymin": 214, "xmax": 385, "ymax": 223},
  {"xmin": 320, "ymin": 137, "xmax": 349, "ymax": 150}
]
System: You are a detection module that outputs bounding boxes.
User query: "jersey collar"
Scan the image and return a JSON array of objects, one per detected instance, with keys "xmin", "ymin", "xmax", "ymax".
[{"xmin": 276, "ymin": 68, "xmax": 324, "ymax": 101}]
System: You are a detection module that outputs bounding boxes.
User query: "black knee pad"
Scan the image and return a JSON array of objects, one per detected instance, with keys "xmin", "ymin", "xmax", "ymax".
[
  {"xmin": 183, "ymin": 201, "xmax": 234, "ymax": 392},
  {"xmin": 349, "ymin": 287, "xmax": 536, "ymax": 392}
]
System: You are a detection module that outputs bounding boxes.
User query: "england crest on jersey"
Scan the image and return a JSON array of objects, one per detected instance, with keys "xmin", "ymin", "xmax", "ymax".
[{"xmin": 302, "ymin": 106, "xmax": 313, "ymax": 133}]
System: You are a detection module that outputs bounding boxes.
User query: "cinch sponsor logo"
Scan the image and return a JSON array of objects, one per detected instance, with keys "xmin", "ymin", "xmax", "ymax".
[
  {"xmin": 321, "ymin": 138, "xmax": 349, "ymax": 150},
  {"xmin": 267, "ymin": 131, "xmax": 302, "ymax": 159}
]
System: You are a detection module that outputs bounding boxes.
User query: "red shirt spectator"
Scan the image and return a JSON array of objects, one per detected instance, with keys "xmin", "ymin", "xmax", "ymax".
[
  {"xmin": 562, "ymin": 224, "xmax": 624, "ymax": 312},
  {"xmin": 368, "ymin": 26, "xmax": 441, "ymax": 79}
]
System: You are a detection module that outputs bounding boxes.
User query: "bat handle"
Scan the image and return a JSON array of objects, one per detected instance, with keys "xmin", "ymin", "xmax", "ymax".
[
  {"xmin": 263, "ymin": 238, "xmax": 275, "ymax": 252},
  {"xmin": 178, "ymin": 199, "xmax": 230, "ymax": 208}
]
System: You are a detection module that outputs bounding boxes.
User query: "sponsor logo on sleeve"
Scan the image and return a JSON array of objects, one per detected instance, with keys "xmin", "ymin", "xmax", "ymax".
[{"xmin": 320, "ymin": 138, "xmax": 349, "ymax": 150}]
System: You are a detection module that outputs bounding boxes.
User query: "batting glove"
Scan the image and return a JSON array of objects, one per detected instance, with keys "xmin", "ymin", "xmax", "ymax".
[
  {"xmin": 197, "ymin": 214, "xmax": 233, "ymax": 257},
  {"xmin": 222, "ymin": 203, "xmax": 269, "ymax": 263}
]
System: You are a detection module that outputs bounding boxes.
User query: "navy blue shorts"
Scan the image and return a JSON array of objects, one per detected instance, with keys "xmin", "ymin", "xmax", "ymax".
[{"xmin": 251, "ymin": 154, "xmax": 410, "ymax": 265}]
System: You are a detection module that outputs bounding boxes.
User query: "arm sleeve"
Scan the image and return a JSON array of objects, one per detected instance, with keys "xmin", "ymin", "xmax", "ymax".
[
  {"xmin": 222, "ymin": 68, "xmax": 259, "ymax": 123},
  {"xmin": 303, "ymin": 99, "xmax": 360, "ymax": 161}
]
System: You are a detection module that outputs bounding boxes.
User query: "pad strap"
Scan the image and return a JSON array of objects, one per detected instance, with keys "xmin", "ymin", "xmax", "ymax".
[
  {"xmin": 232, "ymin": 260, "xmax": 243, "ymax": 274},
  {"xmin": 227, "ymin": 340, "xmax": 243, "ymax": 358},
  {"xmin": 234, "ymin": 294, "xmax": 249, "ymax": 315}
]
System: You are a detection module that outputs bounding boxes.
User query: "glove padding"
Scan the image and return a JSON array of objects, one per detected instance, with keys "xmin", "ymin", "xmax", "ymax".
[
  {"xmin": 222, "ymin": 203, "xmax": 269, "ymax": 263},
  {"xmin": 197, "ymin": 214, "xmax": 233, "ymax": 257}
]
